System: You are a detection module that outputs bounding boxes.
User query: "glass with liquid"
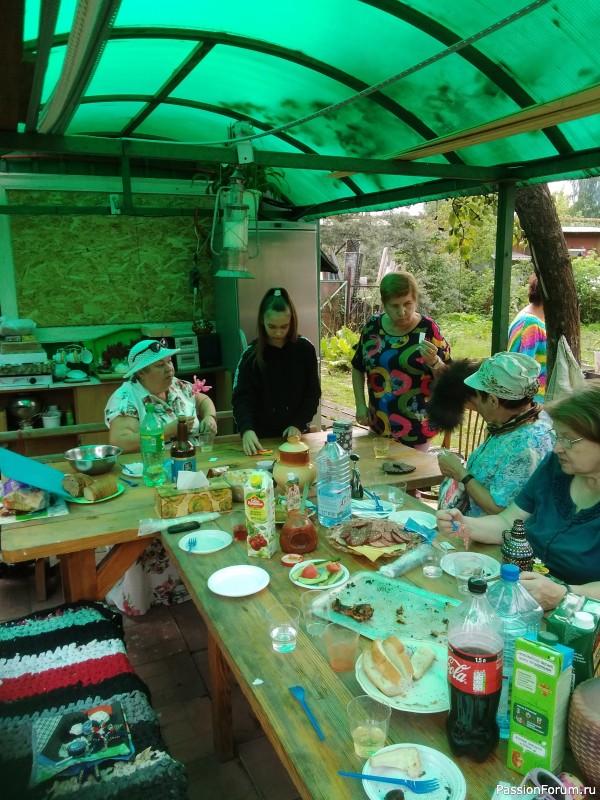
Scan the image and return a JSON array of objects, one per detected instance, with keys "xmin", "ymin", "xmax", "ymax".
[
  {"xmin": 266, "ymin": 604, "xmax": 300, "ymax": 653},
  {"xmin": 347, "ymin": 695, "xmax": 391, "ymax": 758}
]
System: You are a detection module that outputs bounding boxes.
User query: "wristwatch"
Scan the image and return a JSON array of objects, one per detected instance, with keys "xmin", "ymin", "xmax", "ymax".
[{"xmin": 461, "ymin": 473, "xmax": 475, "ymax": 487}]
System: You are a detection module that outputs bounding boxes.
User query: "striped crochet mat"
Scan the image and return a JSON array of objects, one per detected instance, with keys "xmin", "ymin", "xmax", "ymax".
[{"xmin": 0, "ymin": 601, "xmax": 188, "ymax": 799}]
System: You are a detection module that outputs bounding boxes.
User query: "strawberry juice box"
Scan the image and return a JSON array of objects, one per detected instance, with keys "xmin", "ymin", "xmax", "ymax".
[{"xmin": 244, "ymin": 471, "xmax": 277, "ymax": 558}]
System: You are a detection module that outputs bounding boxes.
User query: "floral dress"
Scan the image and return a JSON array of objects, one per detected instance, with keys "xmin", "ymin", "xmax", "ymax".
[{"xmin": 351, "ymin": 314, "xmax": 451, "ymax": 446}]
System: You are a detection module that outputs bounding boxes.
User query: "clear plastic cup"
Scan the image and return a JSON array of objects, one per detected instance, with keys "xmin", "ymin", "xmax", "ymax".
[
  {"xmin": 347, "ymin": 695, "xmax": 391, "ymax": 758},
  {"xmin": 266, "ymin": 604, "xmax": 300, "ymax": 653},
  {"xmin": 323, "ymin": 623, "xmax": 360, "ymax": 672}
]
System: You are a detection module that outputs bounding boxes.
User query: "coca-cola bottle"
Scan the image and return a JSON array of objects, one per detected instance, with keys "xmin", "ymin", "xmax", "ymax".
[{"xmin": 447, "ymin": 577, "xmax": 504, "ymax": 762}]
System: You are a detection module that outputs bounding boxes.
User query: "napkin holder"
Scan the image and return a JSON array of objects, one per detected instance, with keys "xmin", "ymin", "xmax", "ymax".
[{"xmin": 155, "ymin": 481, "xmax": 232, "ymax": 518}]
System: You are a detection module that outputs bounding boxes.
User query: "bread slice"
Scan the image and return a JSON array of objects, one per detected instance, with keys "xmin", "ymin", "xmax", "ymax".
[
  {"xmin": 370, "ymin": 746, "xmax": 424, "ymax": 779},
  {"xmin": 363, "ymin": 640, "xmax": 408, "ymax": 697},
  {"xmin": 382, "ymin": 636, "xmax": 414, "ymax": 681},
  {"xmin": 410, "ymin": 645, "xmax": 436, "ymax": 680}
]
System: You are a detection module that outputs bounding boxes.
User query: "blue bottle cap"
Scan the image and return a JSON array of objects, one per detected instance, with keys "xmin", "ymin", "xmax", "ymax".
[
  {"xmin": 327, "ymin": 433, "xmax": 336, "ymax": 442},
  {"xmin": 500, "ymin": 563, "xmax": 520, "ymax": 581}
]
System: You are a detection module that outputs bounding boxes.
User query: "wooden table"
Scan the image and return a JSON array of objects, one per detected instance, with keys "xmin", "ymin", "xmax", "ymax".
[
  {"xmin": 0, "ymin": 430, "xmax": 441, "ymax": 601},
  {"xmin": 161, "ymin": 495, "xmax": 519, "ymax": 800}
]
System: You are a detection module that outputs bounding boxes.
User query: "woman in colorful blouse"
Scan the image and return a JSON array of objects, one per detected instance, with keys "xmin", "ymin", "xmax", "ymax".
[
  {"xmin": 351, "ymin": 271, "xmax": 451, "ymax": 450},
  {"xmin": 508, "ymin": 273, "xmax": 546, "ymax": 401},
  {"xmin": 105, "ymin": 339, "xmax": 217, "ymax": 453}
]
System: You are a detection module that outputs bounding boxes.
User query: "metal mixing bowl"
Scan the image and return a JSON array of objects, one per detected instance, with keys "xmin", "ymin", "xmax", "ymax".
[{"xmin": 64, "ymin": 444, "xmax": 122, "ymax": 475}]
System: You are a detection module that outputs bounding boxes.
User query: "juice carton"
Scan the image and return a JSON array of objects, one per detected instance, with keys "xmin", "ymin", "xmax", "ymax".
[
  {"xmin": 547, "ymin": 593, "xmax": 600, "ymax": 686},
  {"xmin": 244, "ymin": 470, "xmax": 277, "ymax": 558},
  {"xmin": 507, "ymin": 635, "xmax": 573, "ymax": 776}
]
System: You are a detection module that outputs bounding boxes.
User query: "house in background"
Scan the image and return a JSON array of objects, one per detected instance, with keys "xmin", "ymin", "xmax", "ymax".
[{"xmin": 514, "ymin": 225, "xmax": 600, "ymax": 260}]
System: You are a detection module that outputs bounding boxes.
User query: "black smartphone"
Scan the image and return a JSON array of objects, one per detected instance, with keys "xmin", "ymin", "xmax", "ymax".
[{"xmin": 166, "ymin": 521, "xmax": 201, "ymax": 534}]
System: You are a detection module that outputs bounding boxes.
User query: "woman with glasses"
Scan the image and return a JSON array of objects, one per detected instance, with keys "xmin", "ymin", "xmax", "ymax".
[
  {"xmin": 105, "ymin": 339, "xmax": 217, "ymax": 453},
  {"xmin": 428, "ymin": 353, "xmax": 554, "ymax": 517},
  {"xmin": 232, "ymin": 288, "xmax": 320, "ymax": 455},
  {"xmin": 437, "ymin": 381, "xmax": 600, "ymax": 610}
]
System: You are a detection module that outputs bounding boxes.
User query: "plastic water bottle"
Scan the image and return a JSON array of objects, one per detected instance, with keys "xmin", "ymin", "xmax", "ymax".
[
  {"xmin": 487, "ymin": 563, "xmax": 543, "ymax": 738},
  {"xmin": 316, "ymin": 433, "xmax": 351, "ymax": 527},
  {"xmin": 140, "ymin": 403, "xmax": 166, "ymax": 486}
]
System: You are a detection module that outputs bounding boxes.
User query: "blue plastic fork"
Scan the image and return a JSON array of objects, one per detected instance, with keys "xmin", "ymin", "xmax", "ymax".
[
  {"xmin": 338, "ymin": 771, "xmax": 440, "ymax": 793},
  {"xmin": 187, "ymin": 537, "xmax": 197, "ymax": 553},
  {"xmin": 363, "ymin": 489, "xmax": 384, "ymax": 512}
]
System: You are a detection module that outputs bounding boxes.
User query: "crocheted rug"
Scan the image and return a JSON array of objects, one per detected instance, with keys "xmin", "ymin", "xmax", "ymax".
[{"xmin": 0, "ymin": 601, "xmax": 188, "ymax": 799}]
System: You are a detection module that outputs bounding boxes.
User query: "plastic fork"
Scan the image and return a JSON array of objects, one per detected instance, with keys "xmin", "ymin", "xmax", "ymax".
[
  {"xmin": 187, "ymin": 537, "xmax": 197, "ymax": 553},
  {"xmin": 338, "ymin": 771, "xmax": 440, "ymax": 793},
  {"xmin": 363, "ymin": 489, "xmax": 384, "ymax": 512}
]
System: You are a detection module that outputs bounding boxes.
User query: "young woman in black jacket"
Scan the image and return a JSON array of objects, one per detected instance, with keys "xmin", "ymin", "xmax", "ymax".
[{"xmin": 232, "ymin": 287, "xmax": 321, "ymax": 455}]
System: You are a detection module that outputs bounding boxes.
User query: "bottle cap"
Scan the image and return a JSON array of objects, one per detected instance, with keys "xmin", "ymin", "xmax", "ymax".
[
  {"xmin": 327, "ymin": 433, "xmax": 336, "ymax": 442},
  {"xmin": 146, "ymin": 403, "xmax": 155, "ymax": 412},
  {"xmin": 574, "ymin": 611, "xmax": 596, "ymax": 630},
  {"xmin": 500, "ymin": 563, "xmax": 520, "ymax": 581},
  {"xmin": 538, "ymin": 631, "xmax": 559, "ymax": 646},
  {"xmin": 467, "ymin": 577, "xmax": 487, "ymax": 594}
]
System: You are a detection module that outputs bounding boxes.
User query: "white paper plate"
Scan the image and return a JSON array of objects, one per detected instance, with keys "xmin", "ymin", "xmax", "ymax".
[
  {"xmin": 122, "ymin": 462, "xmax": 143, "ymax": 477},
  {"xmin": 178, "ymin": 530, "xmax": 232, "ymax": 555},
  {"xmin": 388, "ymin": 509, "xmax": 437, "ymax": 529},
  {"xmin": 362, "ymin": 743, "xmax": 466, "ymax": 800},
  {"xmin": 352, "ymin": 498, "xmax": 395, "ymax": 519},
  {"xmin": 288, "ymin": 559, "xmax": 350, "ymax": 590},
  {"xmin": 440, "ymin": 551, "xmax": 501, "ymax": 581},
  {"xmin": 208, "ymin": 565, "xmax": 270, "ymax": 597},
  {"xmin": 355, "ymin": 640, "xmax": 449, "ymax": 713}
]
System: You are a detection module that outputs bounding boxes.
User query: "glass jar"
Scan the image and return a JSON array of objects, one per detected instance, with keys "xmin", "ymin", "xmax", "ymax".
[{"xmin": 279, "ymin": 511, "xmax": 318, "ymax": 555}]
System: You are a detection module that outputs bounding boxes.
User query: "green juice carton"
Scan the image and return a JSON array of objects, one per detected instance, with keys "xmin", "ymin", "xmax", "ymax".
[
  {"xmin": 244, "ymin": 471, "xmax": 277, "ymax": 559},
  {"xmin": 507, "ymin": 634, "xmax": 573, "ymax": 776},
  {"xmin": 547, "ymin": 593, "xmax": 600, "ymax": 687}
]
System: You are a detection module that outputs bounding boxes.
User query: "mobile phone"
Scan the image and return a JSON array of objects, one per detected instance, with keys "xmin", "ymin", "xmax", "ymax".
[{"xmin": 167, "ymin": 521, "xmax": 201, "ymax": 534}]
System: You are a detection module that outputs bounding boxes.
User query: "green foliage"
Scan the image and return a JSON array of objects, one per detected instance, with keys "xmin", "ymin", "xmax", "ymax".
[
  {"xmin": 445, "ymin": 195, "xmax": 497, "ymax": 265},
  {"xmin": 569, "ymin": 178, "xmax": 600, "ymax": 218},
  {"xmin": 320, "ymin": 326, "xmax": 360, "ymax": 371},
  {"xmin": 572, "ymin": 253, "xmax": 600, "ymax": 324}
]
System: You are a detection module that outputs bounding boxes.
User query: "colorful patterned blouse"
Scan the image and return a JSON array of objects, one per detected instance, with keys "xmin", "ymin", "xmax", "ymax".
[
  {"xmin": 351, "ymin": 314, "xmax": 451, "ymax": 446},
  {"xmin": 508, "ymin": 311, "xmax": 547, "ymax": 401},
  {"xmin": 104, "ymin": 377, "xmax": 200, "ymax": 444}
]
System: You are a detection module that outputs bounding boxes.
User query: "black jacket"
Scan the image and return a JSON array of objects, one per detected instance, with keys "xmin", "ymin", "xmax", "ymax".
[{"xmin": 232, "ymin": 336, "xmax": 321, "ymax": 437}]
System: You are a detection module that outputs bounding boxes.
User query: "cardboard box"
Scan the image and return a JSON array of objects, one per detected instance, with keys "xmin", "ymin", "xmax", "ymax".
[
  {"xmin": 547, "ymin": 593, "xmax": 600, "ymax": 686},
  {"xmin": 507, "ymin": 635, "xmax": 573, "ymax": 776},
  {"xmin": 155, "ymin": 481, "xmax": 232, "ymax": 518},
  {"xmin": 244, "ymin": 471, "xmax": 277, "ymax": 559}
]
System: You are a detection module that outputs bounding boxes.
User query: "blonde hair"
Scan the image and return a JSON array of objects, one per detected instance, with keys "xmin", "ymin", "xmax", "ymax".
[
  {"xmin": 547, "ymin": 380, "xmax": 600, "ymax": 443},
  {"xmin": 380, "ymin": 271, "xmax": 419, "ymax": 303}
]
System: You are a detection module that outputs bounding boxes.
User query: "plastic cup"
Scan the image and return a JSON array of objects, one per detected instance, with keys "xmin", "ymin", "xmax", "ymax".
[
  {"xmin": 266, "ymin": 604, "xmax": 300, "ymax": 653},
  {"xmin": 373, "ymin": 438, "xmax": 390, "ymax": 459},
  {"xmin": 347, "ymin": 695, "xmax": 391, "ymax": 758},
  {"xmin": 301, "ymin": 590, "xmax": 329, "ymax": 637},
  {"xmin": 198, "ymin": 431, "xmax": 215, "ymax": 452},
  {"xmin": 422, "ymin": 550, "xmax": 443, "ymax": 578},
  {"xmin": 454, "ymin": 553, "xmax": 485, "ymax": 594},
  {"xmin": 231, "ymin": 509, "xmax": 248, "ymax": 541},
  {"xmin": 323, "ymin": 623, "xmax": 360, "ymax": 672},
  {"xmin": 388, "ymin": 482, "xmax": 407, "ymax": 510}
]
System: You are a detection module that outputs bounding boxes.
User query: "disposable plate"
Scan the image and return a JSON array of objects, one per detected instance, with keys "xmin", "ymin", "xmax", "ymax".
[
  {"xmin": 362, "ymin": 743, "xmax": 466, "ymax": 800},
  {"xmin": 388, "ymin": 509, "xmax": 437, "ymax": 529},
  {"xmin": 178, "ymin": 530, "xmax": 232, "ymax": 555},
  {"xmin": 355, "ymin": 640, "xmax": 449, "ymax": 713},
  {"xmin": 289, "ymin": 559, "xmax": 350, "ymax": 590},
  {"xmin": 440, "ymin": 551, "xmax": 501, "ymax": 581},
  {"xmin": 351, "ymin": 498, "xmax": 395, "ymax": 519},
  {"xmin": 66, "ymin": 483, "xmax": 125, "ymax": 504},
  {"xmin": 207, "ymin": 565, "xmax": 270, "ymax": 597}
]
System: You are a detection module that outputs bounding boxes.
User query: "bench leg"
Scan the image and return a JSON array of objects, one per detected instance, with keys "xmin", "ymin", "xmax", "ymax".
[{"xmin": 34, "ymin": 558, "xmax": 47, "ymax": 602}]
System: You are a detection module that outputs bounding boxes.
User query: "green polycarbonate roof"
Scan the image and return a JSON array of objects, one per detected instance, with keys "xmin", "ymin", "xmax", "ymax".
[{"xmin": 4, "ymin": 0, "xmax": 600, "ymax": 218}]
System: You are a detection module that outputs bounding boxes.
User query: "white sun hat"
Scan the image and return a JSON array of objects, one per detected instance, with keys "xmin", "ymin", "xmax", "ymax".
[{"xmin": 123, "ymin": 339, "xmax": 180, "ymax": 379}]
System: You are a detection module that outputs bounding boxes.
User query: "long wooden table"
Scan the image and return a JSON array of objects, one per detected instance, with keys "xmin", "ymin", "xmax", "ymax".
[
  {"xmin": 0, "ymin": 430, "xmax": 441, "ymax": 600},
  {"xmin": 162, "ymin": 494, "xmax": 518, "ymax": 799}
]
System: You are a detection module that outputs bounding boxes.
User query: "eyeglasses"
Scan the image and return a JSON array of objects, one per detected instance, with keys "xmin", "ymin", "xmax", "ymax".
[
  {"xmin": 132, "ymin": 339, "xmax": 168, "ymax": 363},
  {"xmin": 551, "ymin": 429, "xmax": 584, "ymax": 449}
]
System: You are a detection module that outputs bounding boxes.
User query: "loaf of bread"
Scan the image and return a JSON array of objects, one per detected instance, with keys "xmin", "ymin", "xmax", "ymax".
[
  {"xmin": 369, "ymin": 746, "xmax": 424, "ymax": 779},
  {"xmin": 82, "ymin": 475, "xmax": 118, "ymax": 502},
  {"xmin": 62, "ymin": 473, "xmax": 93, "ymax": 497},
  {"xmin": 410, "ymin": 644, "xmax": 436, "ymax": 680},
  {"xmin": 363, "ymin": 638, "xmax": 411, "ymax": 697}
]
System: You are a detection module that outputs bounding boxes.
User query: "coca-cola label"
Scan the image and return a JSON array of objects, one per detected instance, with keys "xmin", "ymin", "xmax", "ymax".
[{"xmin": 448, "ymin": 643, "xmax": 503, "ymax": 694}]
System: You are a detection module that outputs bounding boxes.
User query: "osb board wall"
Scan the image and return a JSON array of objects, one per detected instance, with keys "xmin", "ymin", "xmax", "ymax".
[{"xmin": 8, "ymin": 189, "xmax": 215, "ymax": 327}]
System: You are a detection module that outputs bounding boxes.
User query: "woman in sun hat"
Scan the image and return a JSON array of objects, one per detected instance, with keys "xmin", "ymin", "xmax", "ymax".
[
  {"xmin": 428, "ymin": 352, "xmax": 554, "ymax": 517},
  {"xmin": 105, "ymin": 339, "xmax": 217, "ymax": 454}
]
